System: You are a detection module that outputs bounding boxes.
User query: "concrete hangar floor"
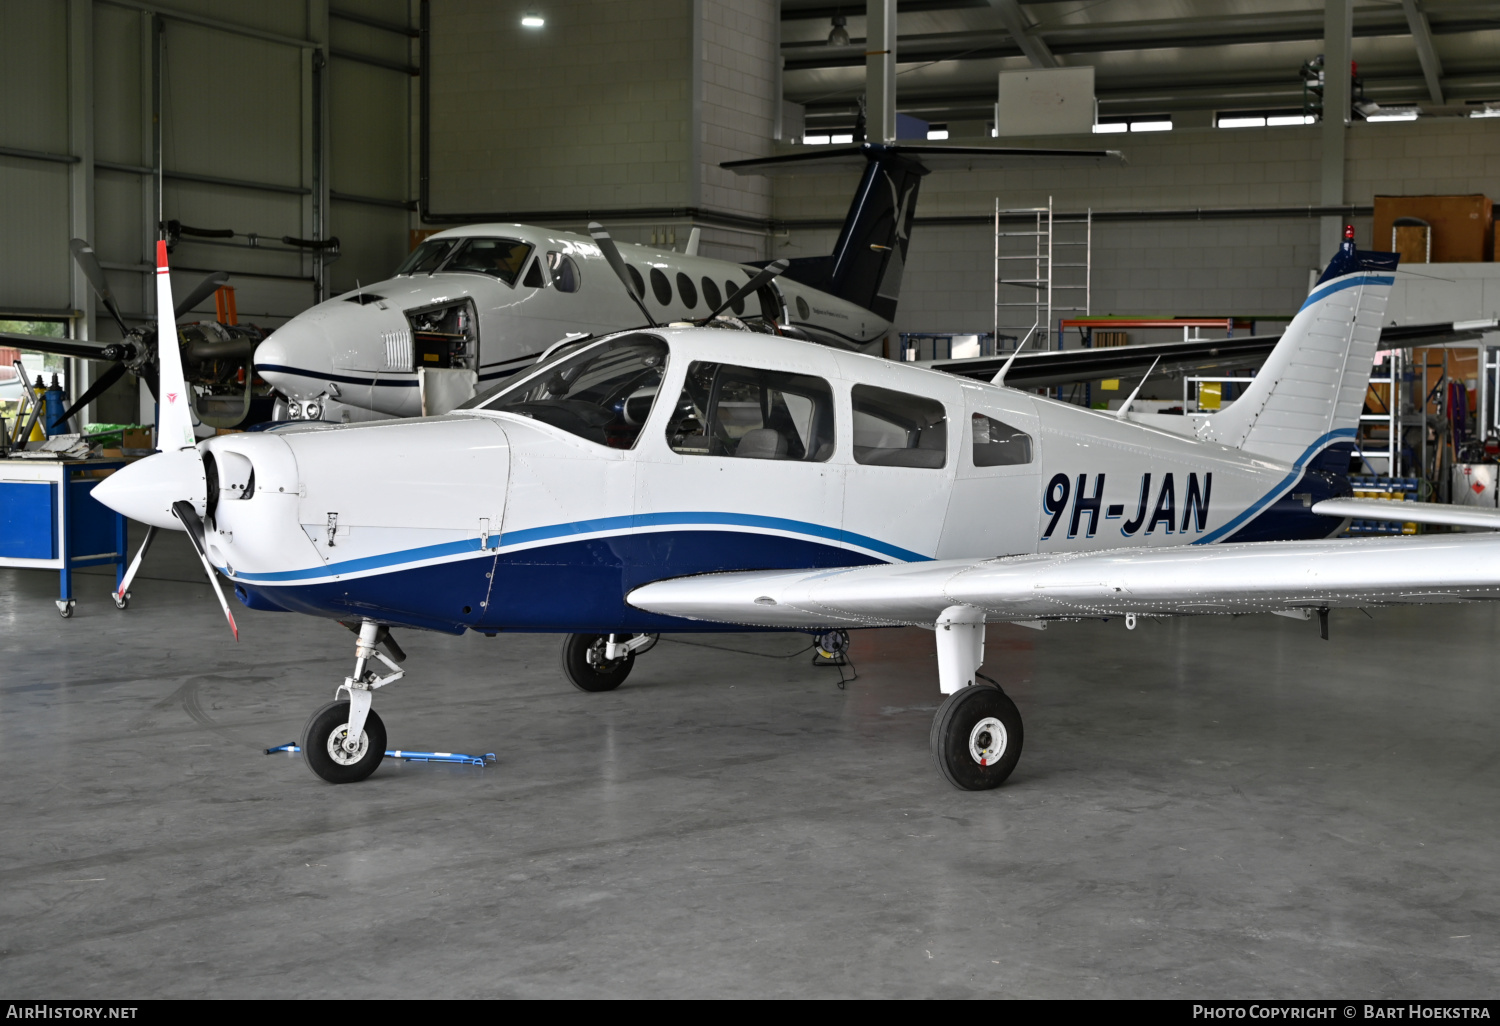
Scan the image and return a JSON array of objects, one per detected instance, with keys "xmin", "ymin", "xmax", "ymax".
[{"xmin": 2, "ymin": 525, "xmax": 1497, "ymax": 999}]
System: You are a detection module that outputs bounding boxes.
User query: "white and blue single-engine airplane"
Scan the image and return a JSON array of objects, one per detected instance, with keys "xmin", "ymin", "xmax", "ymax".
[
  {"xmin": 96, "ymin": 232, "xmax": 1500, "ymax": 789},
  {"xmin": 252, "ymin": 144, "xmax": 1129, "ymax": 421}
]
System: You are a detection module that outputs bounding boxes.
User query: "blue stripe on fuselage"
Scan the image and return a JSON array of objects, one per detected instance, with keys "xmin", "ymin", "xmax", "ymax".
[
  {"xmin": 1193, "ymin": 428, "xmax": 1355, "ymax": 545},
  {"xmin": 227, "ymin": 512, "xmax": 929, "ymax": 584}
]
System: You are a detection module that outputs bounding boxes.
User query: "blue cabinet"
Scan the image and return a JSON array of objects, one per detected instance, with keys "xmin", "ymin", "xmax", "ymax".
[{"xmin": 0, "ymin": 460, "xmax": 127, "ymax": 614}]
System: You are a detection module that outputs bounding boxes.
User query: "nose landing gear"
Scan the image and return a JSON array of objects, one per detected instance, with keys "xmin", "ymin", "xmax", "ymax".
[{"xmin": 302, "ymin": 619, "xmax": 405, "ymax": 783}]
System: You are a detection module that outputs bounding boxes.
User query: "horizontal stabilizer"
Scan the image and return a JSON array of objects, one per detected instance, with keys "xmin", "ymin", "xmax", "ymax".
[
  {"xmin": 722, "ymin": 143, "xmax": 1124, "ymax": 177},
  {"xmin": 628, "ymin": 533, "xmax": 1500, "ymax": 630},
  {"xmin": 930, "ymin": 320, "xmax": 1477, "ymax": 391},
  {"xmin": 1313, "ymin": 498, "xmax": 1500, "ymax": 529}
]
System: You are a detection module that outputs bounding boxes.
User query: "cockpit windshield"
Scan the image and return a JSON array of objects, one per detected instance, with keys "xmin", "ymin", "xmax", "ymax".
[
  {"xmin": 464, "ymin": 333, "xmax": 669, "ymax": 449},
  {"xmin": 396, "ymin": 237, "xmax": 460, "ymax": 275},
  {"xmin": 394, "ymin": 236, "xmax": 533, "ymax": 285}
]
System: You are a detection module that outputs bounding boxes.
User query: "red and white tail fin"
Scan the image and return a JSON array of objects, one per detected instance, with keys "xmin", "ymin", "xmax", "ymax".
[{"xmin": 154, "ymin": 240, "xmax": 196, "ymax": 451}]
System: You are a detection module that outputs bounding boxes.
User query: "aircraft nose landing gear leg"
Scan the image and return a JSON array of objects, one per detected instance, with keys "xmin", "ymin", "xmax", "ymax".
[
  {"xmin": 302, "ymin": 620, "xmax": 405, "ymax": 783},
  {"xmin": 928, "ymin": 605, "xmax": 1024, "ymax": 791}
]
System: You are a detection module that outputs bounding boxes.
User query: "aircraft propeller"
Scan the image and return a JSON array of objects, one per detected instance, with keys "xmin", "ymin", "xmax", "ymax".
[
  {"xmin": 698, "ymin": 259, "xmax": 789, "ymax": 324},
  {"xmin": 0, "ymin": 239, "xmax": 235, "ymax": 427},
  {"xmin": 588, "ymin": 223, "xmax": 660, "ymax": 328}
]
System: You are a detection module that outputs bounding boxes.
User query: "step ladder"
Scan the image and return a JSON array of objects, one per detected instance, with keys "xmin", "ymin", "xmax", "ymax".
[{"xmin": 993, "ymin": 196, "xmax": 1091, "ymax": 353}]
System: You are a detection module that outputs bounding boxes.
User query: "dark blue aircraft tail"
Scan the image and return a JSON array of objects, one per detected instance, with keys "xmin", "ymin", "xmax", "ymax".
[{"xmin": 720, "ymin": 142, "xmax": 1123, "ymax": 322}]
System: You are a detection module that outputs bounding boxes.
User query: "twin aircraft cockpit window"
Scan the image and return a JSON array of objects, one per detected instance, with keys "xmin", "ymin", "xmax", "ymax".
[
  {"xmin": 522, "ymin": 251, "xmax": 582, "ymax": 292},
  {"xmin": 396, "ymin": 236, "xmax": 533, "ymax": 286}
]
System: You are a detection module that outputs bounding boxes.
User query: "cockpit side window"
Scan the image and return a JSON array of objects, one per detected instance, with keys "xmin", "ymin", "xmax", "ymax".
[
  {"xmin": 548, "ymin": 252, "xmax": 580, "ymax": 293},
  {"xmin": 851, "ymin": 385, "xmax": 947, "ymax": 469},
  {"xmin": 468, "ymin": 334, "xmax": 668, "ymax": 449},
  {"xmin": 442, "ymin": 238, "xmax": 534, "ymax": 285},
  {"xmin": 396, "ymin": 238, "xmax": 460, "ymax": 275},
  {"xmin": 522, "ymin": 254, "xmax": 545, "ymax": 288},
  {"xmin": 667, "ymin": 361, "xmax": 835, "ymax": 462},
  {"xmin": 971, "ymin": 413, "xmax": 1032, "ymax": 467}
]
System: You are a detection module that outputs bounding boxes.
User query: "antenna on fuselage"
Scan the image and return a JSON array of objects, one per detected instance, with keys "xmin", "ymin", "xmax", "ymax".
[
  {"xmin": 697, "ymin": 259, "xmax": 789, "ymax": 325},
  {"xmin": 1114, "ymin": 355, "xmax": 1162, "ymax": 420},
  {"xmin": 588, "ymin": 222, "xmax": 659, "ymax": 328},
  {"xmin": 990, "ymin": 325, "xmax": 1036, "ymax": 387}
]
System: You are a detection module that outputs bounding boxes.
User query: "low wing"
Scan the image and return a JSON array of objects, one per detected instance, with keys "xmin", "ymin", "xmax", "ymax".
[
  {"xmin": 1313, "ymin": 497, "xmax": 1500, "ymax": 530},
  {"xmin": 928, "ymin": 320, "xmax": 1498, "ymax": 391},
  {"xmin": 628, "ymin": 534, "xmax": 1500, "ymax": 630}
]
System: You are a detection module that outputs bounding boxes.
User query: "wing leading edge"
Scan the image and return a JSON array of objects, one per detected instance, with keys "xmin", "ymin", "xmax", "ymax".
[{"xmin": 627, "ymin": 533, "xmax": 1500, "ymax": 630}]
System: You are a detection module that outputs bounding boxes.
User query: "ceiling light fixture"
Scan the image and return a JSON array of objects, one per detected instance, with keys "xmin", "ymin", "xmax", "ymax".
[
  {"xmin": 521, "ymin": 10, "xmax": 544, "ymax": 28},
  {"xmin": 828, "ymin": 14, "xmax": 849, "ymax": 47}
]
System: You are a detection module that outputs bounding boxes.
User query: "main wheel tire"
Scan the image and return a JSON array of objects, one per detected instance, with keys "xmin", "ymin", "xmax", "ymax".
[
  {"xmin": 301, "ymin": 700, "xmax": 386, "ymax": 784},
  {"xmin": 930, "ymin": 683, "xmax": 1024, "ymax": 791},
  {"xmin": 561, "ymin": 633, "xmax": 634, "ymax": 692}
]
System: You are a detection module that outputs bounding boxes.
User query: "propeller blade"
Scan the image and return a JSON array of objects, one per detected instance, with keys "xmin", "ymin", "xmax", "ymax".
[
  {"xmin": 142, "ymin": 365, "xmax": 159, "ymax": 401},
  {"xmin": 174, "ymin": 270, "xmax": 231, "ymax": 320},
  {"xmin": 171, "ymin": 499, "xmax": 238, "ymax": 641},
  {"xmin": 0, "ymin": 331, "xmax": 114, "ymax": 361},
  {"xmin": 55, "ymin": 362, "xmax": 129, "ymax": 425},
  {"xmin": 703, "ymin": 260, "xmax": 789, "ymax": 322},
  {"xmin": 68, "ymin": 239, "xmax": 131, "ymax": 335},
  {"xmin": 587, "ymin": 222, "xmax": 658, "ymax": 328},
  {"xmin": 153, "ymin": 241, "xmax": 196, "ymax": 450}
]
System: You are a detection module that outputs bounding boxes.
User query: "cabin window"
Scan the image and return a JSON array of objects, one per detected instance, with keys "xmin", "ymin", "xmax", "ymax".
[
  {"xmin": 469, "ymin": 333, "xmax": 668, "ymax": 449},
  {"xmin": 626, "ymin": 265, "xmax": 645, "ymax": 299},
  {"xmin": 521, "ymin": 255, "xmax": 545, "ymax": 288},
  {"xmin": 667, "ymin": 361, "xmax": 835, "ymax": 462},
  {"xmin": 971, "ymin": 413, "xmax": 1032, "ymax": 467},
  {"xmin": 676, "ymin": 273, "xmax": 698, "ymax": 309},
  {"xmin": 851, "ymin": 385, "xmax": 947, "ymax": 468},
  {"xmin": 725, "ymin": 280, "xmax": 745, "ymax": 315},
  {"xmin": 396, "ymin": 238, "xmax": 460, "ymax": 275},
  {"xmin": 548, "ymin": 252, "xmax": 580, "ymax": 293},
  {"xmin": 701, "ymin": 277, "xmax": 722, "ymax": 311},
  {"xmin": 649, "ymin": 267, "xmax": 673, "ymax": 306},
  {"xmin": 442, "ymin": 238, "xmax": 533, "ymax": 285}
]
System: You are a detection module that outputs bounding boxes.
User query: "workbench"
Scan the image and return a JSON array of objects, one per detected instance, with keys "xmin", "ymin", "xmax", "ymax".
[{"xmin": 0, "ymin": 458, "xmax": 127, "ymax": 616}]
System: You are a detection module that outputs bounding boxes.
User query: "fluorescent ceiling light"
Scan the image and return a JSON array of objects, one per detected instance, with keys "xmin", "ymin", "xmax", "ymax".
[
  {"xmin": 804, "ymin": 134, "xmax": 831, "ymax": 145},
  {"xmin": 1470, "ymin": 108, "xmax": 1500, "ymax": 118},
  {"xmin": 521, "ymin": 12, "xmax": 544, "ymax": 28},
  {"xmin": 1367, "ymin": 112, "xmax": 1418, "ymax": 122},
  {"xmin": 1267, "ymin": 114, "xmax": 1315, "ymax": 126},
  {"xmin": 830, "ymin": 133, "xmax": 854, "ymax": 144},
  {"xmin": 1219, "ymin": 116, "xmax": 1265, "ymax": 128},
  {"xmin": 1131, "ymin": 120, "xmax": 1172, "ymax": 132},
  {"xmin": 1092, "ymin": 122, "xmax": 1127, "ymax": 134},
  {"xmin": 926, "ymin": 129, "xmax": 949, "ymax": 140}
]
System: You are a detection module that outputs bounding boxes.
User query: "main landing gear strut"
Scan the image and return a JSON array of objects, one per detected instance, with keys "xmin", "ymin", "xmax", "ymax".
[
  {"xmin": 929, "ymin": 605, "xmax": 1024, "ymax": 790},
  {"xmin": 561, "ymin": 633, "xmax": 657, "ymax": 692},
  {"xmin": 302, "ymin": 620, "xmax": 407, "ymax": 783}
]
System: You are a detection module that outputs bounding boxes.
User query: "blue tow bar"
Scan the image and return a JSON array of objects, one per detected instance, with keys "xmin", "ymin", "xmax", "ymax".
[{"xmin": 266, "ymin": 743, "xmax": 495, "ymax": 767}]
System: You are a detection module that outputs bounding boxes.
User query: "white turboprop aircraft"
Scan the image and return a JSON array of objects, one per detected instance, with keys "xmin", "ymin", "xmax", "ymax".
[
  {"xmin": 252, "ymin": 143, "xmax": 1126, "ymax": 421},
  {"xmin": 95, "ymin": 233, "xmax": 1500, "ymax": 790}
]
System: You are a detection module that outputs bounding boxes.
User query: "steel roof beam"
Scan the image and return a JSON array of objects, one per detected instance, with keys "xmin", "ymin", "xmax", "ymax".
[
  {"xmin": 1402, "ymin": 0, "xmax": 1446, "ymax": 104},
  {"xmin": 988, "ymin": 0, "xmax": 1057, "ymax": 67}
]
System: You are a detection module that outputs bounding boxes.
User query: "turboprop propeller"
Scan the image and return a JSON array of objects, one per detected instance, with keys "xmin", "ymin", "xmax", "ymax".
[{"xmin": 0, "ymin": 238, "xmax": 264, "ymax": 429}]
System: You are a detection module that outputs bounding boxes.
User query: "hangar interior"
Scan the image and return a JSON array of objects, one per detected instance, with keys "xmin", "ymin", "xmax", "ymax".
[{"xmin": 3, "ymin": 0, "xmax": 1500, "ymax": 1000}]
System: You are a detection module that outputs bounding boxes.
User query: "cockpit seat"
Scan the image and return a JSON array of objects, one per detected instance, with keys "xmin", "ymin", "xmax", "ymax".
[{"xmin": 736, "ymin": 428, "xmax": 787, "ymax": 460}]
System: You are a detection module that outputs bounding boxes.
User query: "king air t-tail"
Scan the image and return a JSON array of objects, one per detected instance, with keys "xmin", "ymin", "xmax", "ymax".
[
  {"xmin": 253, "ymin": 144, "xmax": 1124, "ymax": 420},
  {"xmin": 96, "ymin": 230, "xmax": 1500, "ymax": 791}
]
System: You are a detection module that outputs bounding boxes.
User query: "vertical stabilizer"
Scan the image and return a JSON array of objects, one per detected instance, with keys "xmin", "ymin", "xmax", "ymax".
[
  {"xmin": 1204, "ymin": 237, "xmax": 1398, "ymax": 467},
  {"xmin": 154, "ymin": 240, "xmax": 196, "ymax": 451}
]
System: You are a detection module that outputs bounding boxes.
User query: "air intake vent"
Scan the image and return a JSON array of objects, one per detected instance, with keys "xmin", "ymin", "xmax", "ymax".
[{"xmin": 382, "ymin": 328, "xmax": 413, "ymax": 371}]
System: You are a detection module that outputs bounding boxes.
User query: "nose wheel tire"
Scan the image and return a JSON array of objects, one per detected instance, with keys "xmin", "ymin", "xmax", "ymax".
[
  {"xmin": 302, "ymin": 699, "xmax": 386, "ymax": 783},
  {"xmin": 930, "ymin": 682, "xmax": 1024, "ymax": 791},
  {"xmin": 562, "ymin": 633, "xmax": 634, "ymax": 692}
]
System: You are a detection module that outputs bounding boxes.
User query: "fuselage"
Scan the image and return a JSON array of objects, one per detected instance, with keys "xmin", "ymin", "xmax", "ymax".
[
  {"xmin": 101, "ymin": 327, "xmax": 1350, "ymax": 637},
  {"xmin": 254, "ymin": 223, "xmax": 888, "ymax": 420}
]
